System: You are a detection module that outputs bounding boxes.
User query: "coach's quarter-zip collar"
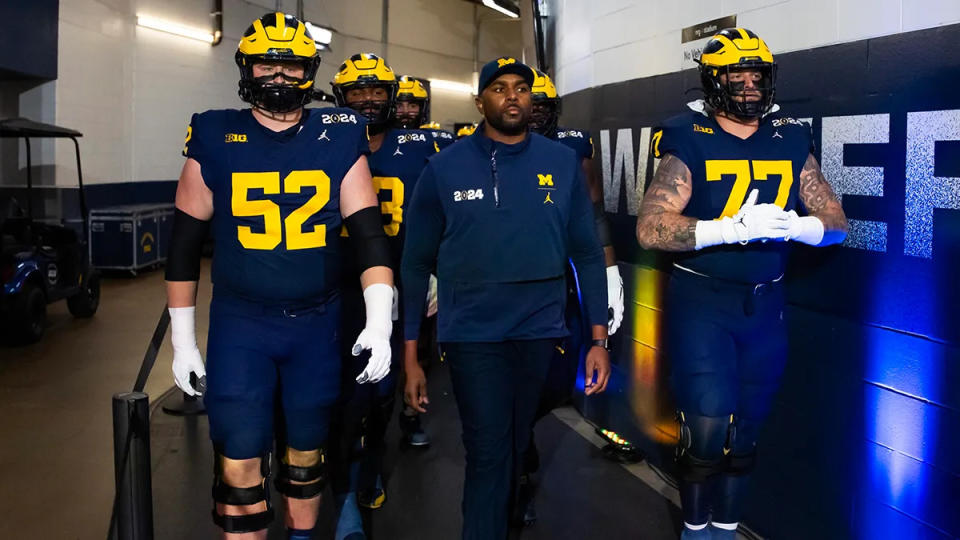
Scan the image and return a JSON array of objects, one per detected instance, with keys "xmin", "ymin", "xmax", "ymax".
[{"xmin": 470, "ymin": 122, "xmax": 531, "ymax": 207}]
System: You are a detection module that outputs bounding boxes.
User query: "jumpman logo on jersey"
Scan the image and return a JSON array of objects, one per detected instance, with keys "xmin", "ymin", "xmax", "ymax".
[
  {"xmin": 543, "ymin": 192, "xmax": 554, "ymax": 204},
  {"xmin": 393, "ymin": 146, "xmax": 404, "ymax": 156},
  {"xmin": 318, "ymin": 130, "xmax": 331, "ymax": 141},
  {"xmin": 772, "ymin": 131, "xmax": 783, "ymax": 139}
]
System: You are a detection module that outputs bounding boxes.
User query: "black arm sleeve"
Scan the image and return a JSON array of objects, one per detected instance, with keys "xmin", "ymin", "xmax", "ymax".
[
  {"xmin": 343, "ymin": 206, "xmax": 392, "ymax": 272},
  {"xmin": 593, "ymin": 200, "xmax": 613, "ymax": 247},
  {"xmin": 165, "ymin": 208, "xmax": 210, "ymax": 281}
]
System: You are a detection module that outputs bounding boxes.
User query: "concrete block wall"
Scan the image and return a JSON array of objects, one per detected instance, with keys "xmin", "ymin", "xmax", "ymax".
[
  {"xmin": 551, "ymin": 0, "xmax": 960, "ymax": 95},
  {"xmin": 1, "ymin": 0, "xmax": 521, "ymax": 198}
]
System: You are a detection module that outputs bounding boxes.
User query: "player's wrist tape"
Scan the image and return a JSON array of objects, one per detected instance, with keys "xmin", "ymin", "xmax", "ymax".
[
  {"xmin": 168, "ymin": 306, "xmax": 198, "ymax": 350},
  {"xmin": 694, "ymin": 218, "xmax": 741, "ymax": 250},
  {"xmin": 788, "ymin": 215, "xmax": 824, "ymax": 245},
  {"xmin": 362, "ymin": 283, "xmax": 394, "ymax": 336},
  {"xmin": 165, "ymin": 209, "xmax": 210, "ymax": 281}
]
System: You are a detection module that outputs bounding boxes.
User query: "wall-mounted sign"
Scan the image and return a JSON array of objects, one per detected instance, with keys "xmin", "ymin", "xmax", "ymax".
[{"xmin": 681, "ymin": 14, "xmax": 737, "ymax": 69}]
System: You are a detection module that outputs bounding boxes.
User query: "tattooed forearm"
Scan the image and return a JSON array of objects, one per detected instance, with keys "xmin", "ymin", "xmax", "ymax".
[
  {"xmin": 799, "ymin": 153, "xmax": 849, "ymax": 239},
  {"xmin": 636, "ymin": 154, "xmax": 698, "ymax": 251}
]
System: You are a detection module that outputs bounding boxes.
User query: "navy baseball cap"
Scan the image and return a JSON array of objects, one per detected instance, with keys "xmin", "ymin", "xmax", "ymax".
[{"xmin": 477, "ymin": 56, "xmax": 535, "ymax": 93}]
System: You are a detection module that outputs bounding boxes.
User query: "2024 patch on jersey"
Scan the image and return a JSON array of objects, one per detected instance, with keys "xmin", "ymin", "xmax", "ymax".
[
  {"xmin": 183, "ymin": 107, "xmax": 369, "ymax": 303},
  {"xmin": 652, "ymin": 109, "xmax": 814, "ymax": 283}
]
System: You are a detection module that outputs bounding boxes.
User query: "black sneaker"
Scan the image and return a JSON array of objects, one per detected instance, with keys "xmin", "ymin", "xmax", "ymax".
[
  {"xmin": 399, "ymin": 412, "xmax": 430, "ymax": 447},
  {"xmin": 511, "ymin": 474, "xmax": 537, "ymax": 527}
]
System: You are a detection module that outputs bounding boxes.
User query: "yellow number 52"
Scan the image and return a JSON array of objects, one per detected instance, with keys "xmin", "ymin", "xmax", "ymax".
[
  {"xmin": 705, "ymin": 159, "xmax": 793, "ymax": 218},
  {"xmin": 231, "ymin": 170, "xmax": 331, "ymax": 250}
]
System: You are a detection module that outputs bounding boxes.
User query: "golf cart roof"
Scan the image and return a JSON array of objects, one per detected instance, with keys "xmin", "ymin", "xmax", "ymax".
[{"xmin": 0, "ymin": 118, "xmax": 83, "ymax": 138}]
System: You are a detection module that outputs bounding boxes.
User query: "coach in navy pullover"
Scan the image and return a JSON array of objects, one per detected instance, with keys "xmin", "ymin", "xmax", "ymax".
[{"xmin": 400, "ymin": 57, "xmax": 609, "ymax": 540}]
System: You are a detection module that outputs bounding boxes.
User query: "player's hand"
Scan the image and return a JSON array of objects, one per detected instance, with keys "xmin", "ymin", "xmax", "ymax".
[
  {"xmin": 168, "ymin": 306, "xmax": 206, "ymax": 396},
  {"xmin": 404, "ymin": 363, "xmax": 429, "ymax": 413},
  {"xmin": 733, "ymin": 189, "xmax": 790, "ymax": 243},
  {"xmin": 425, "ymin": 274, "xmax": 438, "ymax": 317},
  {"xmin": 355, "ymin": 283, "xmax": 394, "ymax": 384},
  {"xmin": 606, "ymin": 266, "xmax": 624, "ymax": 335},
  {"xmin": 783, "ymin": 210, "xmax": 825, "ymax": 245},
  {"xmin": 584, "ymin": 346, "xmax": 610, "ymax": 395},
  {"xmin": 353, "ymin": 328, "xmax": 391, "ymax": 384}
]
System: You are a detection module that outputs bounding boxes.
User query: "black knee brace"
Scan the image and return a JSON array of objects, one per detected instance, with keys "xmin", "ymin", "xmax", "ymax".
[
  {"xmin": 274, "ymin": 446, "xmax": 327, "ymax": 499},
  {"xmin": 675, "ymin": 411, "xmax": 734, "ymax": 483},
  {"xmin": 211, "ymin": 452, "xmax": 274, "ymax": 533}
]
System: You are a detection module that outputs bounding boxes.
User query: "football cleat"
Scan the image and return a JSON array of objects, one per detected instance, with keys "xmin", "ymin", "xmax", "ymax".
[{"xmin": 398, "ymin": 411, "xmax": 431, "ymax": 447}]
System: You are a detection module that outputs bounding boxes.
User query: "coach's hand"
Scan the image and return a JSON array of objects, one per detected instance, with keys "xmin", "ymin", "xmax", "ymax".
[
  {"xmin": 403, "ymin": 342, "xmax": 429, "ymax": 413},
  {"xmin": 354, "ymin": 283, "xmax": 393, "ymax": 384},
  {"xmin": 584, "ymin": 346, "xmax": 610, "ymax": 395}
]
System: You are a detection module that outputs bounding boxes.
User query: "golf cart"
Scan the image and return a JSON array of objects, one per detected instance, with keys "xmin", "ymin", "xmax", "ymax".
[{"xmin": 0, "ymin": 118, "xmax": 99, "ymax": 344}]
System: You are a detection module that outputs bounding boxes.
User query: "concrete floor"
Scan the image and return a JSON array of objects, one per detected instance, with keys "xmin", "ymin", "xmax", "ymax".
[
  {"xmin": 0, "ymin": 263, "xmax": 212, "ymax": 540},
  {"xmin": 0, "ymin": 262, "xmax": 688, "ymax": 539}
]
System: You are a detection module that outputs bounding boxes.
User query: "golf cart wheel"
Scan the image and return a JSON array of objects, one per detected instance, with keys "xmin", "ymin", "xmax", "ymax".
[
  {"xmin": 68, "ymin": 271, "xmax": 100, "ymax": 318},
  {"xmin": 12, "ymin": 282, "xmax": 46, "ymax": 344}
]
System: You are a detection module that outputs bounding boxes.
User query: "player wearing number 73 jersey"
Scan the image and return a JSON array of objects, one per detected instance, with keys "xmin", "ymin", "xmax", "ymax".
[
  {"xmin": 636, "ymin": 28, "xmax": 847, "ymax": 540},
  {"xmin": 165, "ymin": 12, "xmax": 395, "ymax": 539}
]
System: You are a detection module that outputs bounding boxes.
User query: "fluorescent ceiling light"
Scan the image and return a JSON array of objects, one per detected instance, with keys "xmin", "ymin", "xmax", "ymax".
[
  {"xmin": 482, "ymin": 0, "xmax": 519, "ymax": 18},
  {"xmin": 136, "ymin": 14, "xmax": 215, "ymax": 43},
  {"xmin": 304, "ymin": 22, "xmax": 333, "ymax": 49},
  {"xmin": 430, "ymin": 79, "xmax": 475, "ymax": 94}
]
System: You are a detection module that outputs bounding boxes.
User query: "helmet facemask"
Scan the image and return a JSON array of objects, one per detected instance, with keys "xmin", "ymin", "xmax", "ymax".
[
  {"xmin": 237, "ymin": 55, "xmax": 321, "ymax": 114},
  {"xmin": 334, "ymin": 81, "xmax": 397, "ymax": 134},
  {"xmin": 394, "ymin": 97, "xmax": 426, "ymax": 129},
  {"xmin": 529, "ymin": 97, "xmax": 560, "ymax": 135},
  {"xmin": 700, "ymin": 61, "xmax": 777, "ymax": 119}
]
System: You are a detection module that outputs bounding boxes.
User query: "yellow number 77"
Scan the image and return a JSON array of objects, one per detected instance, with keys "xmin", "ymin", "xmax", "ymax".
[
  {"xmin": 232, "ymin": 170, "xmax": 331, "ymax": 250},
  {"xmin": 705, "ymin": 159, "xmax": 794, "ymax": 218}
]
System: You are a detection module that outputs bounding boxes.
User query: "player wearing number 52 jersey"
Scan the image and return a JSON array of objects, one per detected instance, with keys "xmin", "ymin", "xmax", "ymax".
[
  {"xmin": 636, "ymin": 28, "xmax": 847, "ymax": 540},
  {"xmin": 164, "ymin": 13, "xmax": 394, "ymax": 540},
  {"xmin": 328, "ymin": 53, "xmax": 437, "ymax": 539}
]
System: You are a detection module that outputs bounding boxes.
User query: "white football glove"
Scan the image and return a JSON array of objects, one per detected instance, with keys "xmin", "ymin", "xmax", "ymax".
[
  {"xmin": 695, "ymin": 189, "xmax": 790, "ymax": 249},
  {"xmin": 783, "ymin": 210, "xmax": 825, "ymax": 245},
  {"xmin": 391, "ymin": 285, "xmax": 400, "ymax": 321},
  {"xmin": 169, "ymin": 306, "xmax": 206, "ymax": 397},
  {"xmin": 606, "ymin": 265, "xmax": 624, "ymax": 335},
  {"xmin": 353, "ymin": 283, "xmax": 393, "ymax": 384},
  {"xmin": 426, "ymin": 274, "xmax": 438, "ymax": 317}
]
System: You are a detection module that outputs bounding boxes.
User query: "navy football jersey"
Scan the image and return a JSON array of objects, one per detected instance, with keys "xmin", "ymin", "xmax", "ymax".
[
  {"xmin": 182, "ymin": 107, "xmax": 369, "ymax": 303},
  {"xmin": 343, "ymin": 128, "xmax": 436, "ymax": 276},
  {"xmin": 652, "ymin": 104, "xmax": 813, "ymax": 283},
  {"xmin": 551, "ymin": 127, "xmax": 594, "ymax": 161},
  {"xmin": 422, "ymin": 127, "xmax": 456, "ymax": 150}
]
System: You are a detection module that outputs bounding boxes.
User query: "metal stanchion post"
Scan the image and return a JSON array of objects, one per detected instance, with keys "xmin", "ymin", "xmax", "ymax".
[
  {"xmin": 112, "ymin": 392, "xmax": 154, "ymax": 540},
  {"xmin": 161, "ymin": 372, "xmax": 207, "ymax": 415}
]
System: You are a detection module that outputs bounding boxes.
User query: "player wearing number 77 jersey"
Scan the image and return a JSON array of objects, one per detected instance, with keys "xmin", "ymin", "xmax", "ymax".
[
  {"xmin": 164, "ymin": 12, "xmax": 394, "ymax": 540},
  {"xmin": 636, "ymin": 28, "xmax": 847, "ymax": 540}
]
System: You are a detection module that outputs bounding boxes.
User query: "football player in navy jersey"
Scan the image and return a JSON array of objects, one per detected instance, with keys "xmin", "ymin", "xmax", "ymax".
[
  {"xmin": 635, "ymin": 29, "xmax": 848, "ymax": 540},
  {"xmin": 393, "ymin": 76, "xmax": 457, "ymax": 151},
  {"xmin": 164, "ymin": 13, "xmax": 395, "ymax": 540},
  {"xmin": 513, "ymin": 69, "xmax": 625, "ymax": 526},
  {"xmin": 328, "ymin": 53, "xmax": 438, "ymax": 539}
]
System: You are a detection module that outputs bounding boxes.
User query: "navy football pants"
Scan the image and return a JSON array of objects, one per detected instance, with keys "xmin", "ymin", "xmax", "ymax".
[
  {"xmin": 665, "ymin": 269, "xmax": 787, "ymax": 525},
  {"xmin": 204, "ymin": 292, "xmax": 341, "ymax": 459}
]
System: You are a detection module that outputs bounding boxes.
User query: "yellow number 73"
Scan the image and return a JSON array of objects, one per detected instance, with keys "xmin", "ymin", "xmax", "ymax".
[
  {"xmin": 232, "ymin": 170, "xmax": 331, "ymax": 250},
  {"xmin": 705, "ymin": 159, "xmax": 793, "ymax": 218}
]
